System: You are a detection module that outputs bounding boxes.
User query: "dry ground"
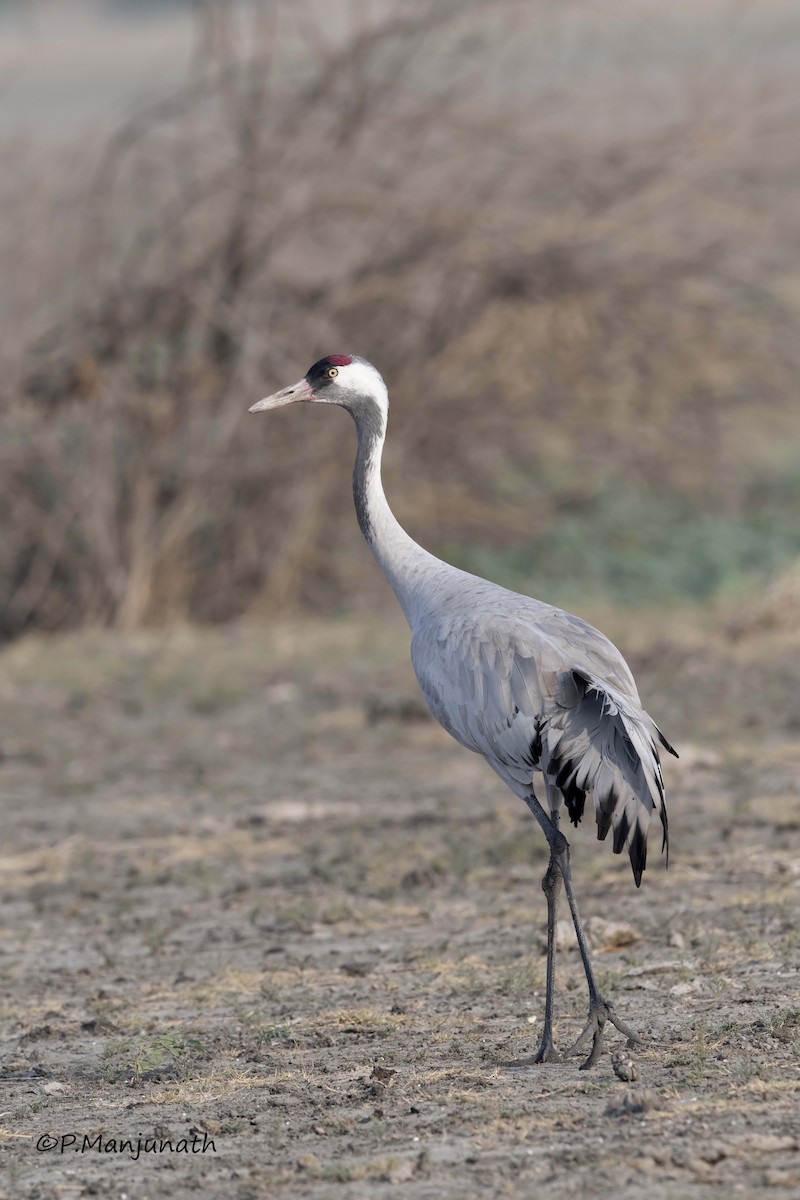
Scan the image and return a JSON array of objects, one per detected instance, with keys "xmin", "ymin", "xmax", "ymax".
[{"xmin": 0, "ymin": 613, "xmax": 799, "ymax": 1199}]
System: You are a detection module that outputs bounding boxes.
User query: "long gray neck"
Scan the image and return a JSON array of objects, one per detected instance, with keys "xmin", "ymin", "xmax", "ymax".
[{"xmin": 350, "ymin": 401, "xmax": 441, "ymax": 626}]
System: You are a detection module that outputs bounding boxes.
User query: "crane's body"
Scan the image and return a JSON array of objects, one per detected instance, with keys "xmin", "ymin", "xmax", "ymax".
[{"xmin": 251, "ymin": 354, "xmax": 677, "ymax": 1069}]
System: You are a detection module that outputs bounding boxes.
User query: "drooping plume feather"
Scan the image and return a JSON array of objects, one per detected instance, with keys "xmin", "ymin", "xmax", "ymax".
[{"xmin": 541, "ymin": 669, "xmax": 675, "ymax": 886}]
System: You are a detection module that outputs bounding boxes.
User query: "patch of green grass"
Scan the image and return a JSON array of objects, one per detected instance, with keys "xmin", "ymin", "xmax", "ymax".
[
  {"xmin": 445, "ymin": 462, "xmax": 800, "ymax": 607},
  {"xmin": 710, "ymin": 1016, "xmax": 741, "ymax": 1040},
  {"xmin": 319, "ymin": 900, "xmax": 360, "ymax": 925},
  {"xmin": 496, "ymin": 958, "xmax": 539, "ymax": 996},
  {"xmin": 764, "ymin": 1006, "xmax": 800, "ymax": 1045},
  {"xmin": 274, "ymin": 899, "xmax": 317, "ymax": 930},
  {"xmin": 234, "ymin": 1001, "xmax": 291, "ymax": 1049},
  {"xmin": 733, "ymin": 1049, "xmax": 770, "ymax": 1085},
  {"xmin": 103, "ymin": 1030, "xmax": 209, "ymax": 1086},
  {"xmin": 189, "ymin": 681, "xmax": 250, "ymax": 715},
  {"xmin": 665, "ymin": 1024, "xmax": 710, "ymax": 1083}
]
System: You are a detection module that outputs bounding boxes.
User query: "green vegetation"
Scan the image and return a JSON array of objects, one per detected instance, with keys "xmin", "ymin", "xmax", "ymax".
[
  {"xmin": 105, "ymin": 1030, "xmax": 209, "ymax": 1086},
  {"xmin": 447, "ymin": 462, "xmax": 800, "ymax": 608}
]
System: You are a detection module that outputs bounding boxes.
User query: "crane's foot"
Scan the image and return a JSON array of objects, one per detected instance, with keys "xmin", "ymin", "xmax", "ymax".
[
  {"xmin": 531, "ymin": 1036, "xmax": 561, "ymax": 1064},
  {"xmin": 511, "ymin": 1037, "xmax": 561, "ymax": 1066},
  {"xmin": 568, "ymin": 996, "xmax": 640, "ymax": 1070},
  {"xmin": 509, "ymin": 1024, "xmax": 561, "ymax": 1066}
]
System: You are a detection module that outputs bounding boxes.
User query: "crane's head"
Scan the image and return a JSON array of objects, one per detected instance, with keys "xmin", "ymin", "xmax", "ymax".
[{"xmin": 249, "ymin": 355, "xmax": 388, "ymax": 419}]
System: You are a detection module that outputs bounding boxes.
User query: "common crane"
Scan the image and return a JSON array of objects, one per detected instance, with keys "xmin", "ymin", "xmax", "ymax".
[{"xmin": 250, "ymin": 355, "xmax": 677, "ymax": 1069}]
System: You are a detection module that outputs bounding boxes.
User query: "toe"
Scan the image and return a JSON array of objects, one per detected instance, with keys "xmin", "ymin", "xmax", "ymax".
[
  {"xmin": 536, "ymin": 1044, "xmax": 561, "ymax": 1065},
  {"xmin": 578, "ymin": 1031, "xmax": 604, "ymax": 1070}
]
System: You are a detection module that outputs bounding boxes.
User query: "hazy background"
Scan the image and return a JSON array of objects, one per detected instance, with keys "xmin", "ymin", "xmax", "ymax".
[{"xmin": 2, "ymin": 0, "xmax": 799, "ymax": 638}]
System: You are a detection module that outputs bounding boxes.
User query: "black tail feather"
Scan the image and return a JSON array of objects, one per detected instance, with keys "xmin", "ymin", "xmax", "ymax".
[{"xmin": 544, "ymin": 672, "xmax": 674, "ymax": 886}]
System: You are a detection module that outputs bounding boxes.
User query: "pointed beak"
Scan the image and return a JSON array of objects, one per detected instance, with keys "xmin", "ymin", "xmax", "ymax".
[{"xmin": 249, "ymin": 378, "xmax": 314, "ymax": 413}]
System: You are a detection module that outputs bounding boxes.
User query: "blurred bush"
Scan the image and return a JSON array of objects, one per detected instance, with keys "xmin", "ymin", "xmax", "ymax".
[{"xmin": 1, "ymin": 0, "xmax": 799, "ymax": 638}]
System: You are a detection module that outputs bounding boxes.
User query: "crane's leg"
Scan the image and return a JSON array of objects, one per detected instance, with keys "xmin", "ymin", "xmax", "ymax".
[
  {"xmin": 531, "ymin": 839, "xmax": 562, "ymax": 1063},
  {"xmin": 519, "ymin": 790, "xmax": 563, "ymax": 1063},
  {"xmin": 558, "ymin": 850, "xmax": 640, "ymax": 1068},
  {"xmin": 522, "ymin": 790, "xmax": 639, "ymax": 1069}
]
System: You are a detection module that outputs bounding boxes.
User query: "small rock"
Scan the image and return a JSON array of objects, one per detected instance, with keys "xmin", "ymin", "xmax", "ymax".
[
  {"xmin": 587, "ymin": 918, "xmax": 640, "ymax": 949},
  {"xmin": 382, "ymin": 1158, "xmax": 417, "ymax": 1183},
  {"xmin": 675, "ymin": 1152, "xmax": 715, "ymax": 1180},
  {"xmin": 764, "ymin": 1168, "xmax": 800, "ymax": 1188},
  {"xmin": 266, "ymin": 682, "xmax": 301, "ymax": 706},
  {"xmin": 742, "ymin": 1134, "xmax": 798, "ymax": 1154},
  {"xmin": 371, "ymin": 1065, "xmax": 397, "ymax": 1084},
  {"xmin": 296, "ymin": 1154, "xmax": 320, "ymax": 1172},
  {"xmin": 611, "ymin": 1048, "xmax": 638, "ymax": 1082},
  {"xmin": 367, "ymin": 1064, "xmax": 397, "ymax": 1098},
  {"xmin": 669, "ymin": 977, "xmax": 709, "ymax": 997},
  {"xmin": 190, "ymin": 1118, "xmax": 222, "ymax": 1136},
  {"xmin": 555, "ymin": 919, "xmax": 578, "ymax": 951}
]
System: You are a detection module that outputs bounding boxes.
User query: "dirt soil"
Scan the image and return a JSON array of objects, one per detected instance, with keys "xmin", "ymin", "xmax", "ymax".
[{"xmin": 1, "ymin": 614, "xmax": 799, "ymax": 1199}]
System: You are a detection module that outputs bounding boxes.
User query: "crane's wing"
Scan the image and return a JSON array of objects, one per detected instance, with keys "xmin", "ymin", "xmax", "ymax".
[{"xmin": 411, "ymin": 601, "xmax": 676, "ymax": 886}]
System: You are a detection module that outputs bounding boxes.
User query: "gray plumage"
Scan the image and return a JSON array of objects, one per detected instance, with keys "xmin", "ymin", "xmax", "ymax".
[
  {"xmin": 410, "ymin": 580, "xmax": 673, "ymax": 887},
  {"xmin": 250, "ymin": 354, "xmax": 677, "ymax": 1069}
]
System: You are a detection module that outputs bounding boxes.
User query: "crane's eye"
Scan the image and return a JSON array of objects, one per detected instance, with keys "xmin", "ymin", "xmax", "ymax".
[{"xmin": 326, "ymin": 367, "xmax": 338, "ymax": 379}]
